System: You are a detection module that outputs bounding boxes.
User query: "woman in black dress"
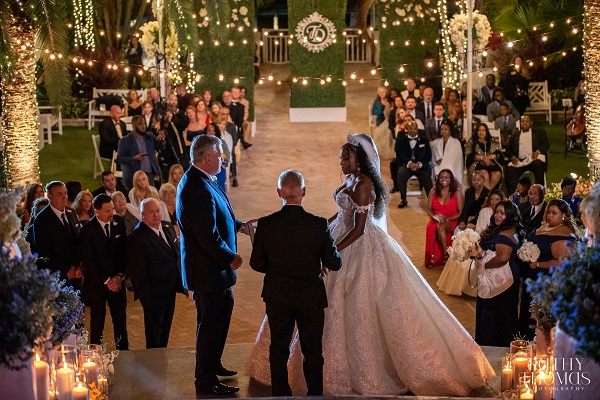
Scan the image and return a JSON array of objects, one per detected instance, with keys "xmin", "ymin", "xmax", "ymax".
[
  {"xmin": 458, "ymin": 171, "xmax": 489, "ymax": 230},
  {"xmin": 465, "ymin": 123, "xmax": 502, "ymax": 190},
  {"xmin": 499, "ymin": 54, "xmax": 530, "ymax": 115},
  {"xmin": 126, "ymin": 36, "xmax": 143, "ymax": 89},
  {"xmin": 470, "ymin": 200, "xmax": 521, "ymax": 347}
]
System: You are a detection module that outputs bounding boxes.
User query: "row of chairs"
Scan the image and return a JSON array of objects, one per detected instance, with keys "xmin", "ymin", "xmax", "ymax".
[{"xmin": 91, "ymin": 134, "xmax": 121, "ymax": 180}]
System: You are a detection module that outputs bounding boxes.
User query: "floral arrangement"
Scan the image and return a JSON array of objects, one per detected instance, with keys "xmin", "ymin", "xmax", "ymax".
[
  {"xmin": 545, "ymin": 175, "xmax": 594, "ymax": 201},
  {"xmin": 447, "ymin": 228, "xmax": 480, "ymax": 262},
  {"xmin": 0, "ymin": 252, "xmax": 59, "ymax": 369},
  {"xmin": 138, "ymin": 20, "xmax": 179, "ymax": 67},
  {"xmin": 517, "ymin": 241, "xmax": 541, "ymax": 263},
  {"xmin": 379, "ymin": 0, "xmax": 438, "ymax": 25},
  {"xmin": 448, "ymin": 11, "xmax": 491, "ymax": 68},
  {"xmin": 50, "ymin": 277, "xmax": 84, "ymax": 346},
  {"xmin": 527, "ymin": 241, "xmax": 600, "ymax": 363},
  {"xmin": 0, "ymin": 186, "xmax": 24, "ymax": 244},
  {"xmin": 529, "ymin": 297, "xmax": 556, "ymax": 346}
]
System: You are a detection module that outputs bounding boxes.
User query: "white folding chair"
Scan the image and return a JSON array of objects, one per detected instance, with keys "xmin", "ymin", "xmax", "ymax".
[
  {"xmin": 111, "ymin": 151, "xmax": 123, "ymax": 179},
  {"xmin": 92, "ymin": 135, "xmax": 110, "ymax": 178}
]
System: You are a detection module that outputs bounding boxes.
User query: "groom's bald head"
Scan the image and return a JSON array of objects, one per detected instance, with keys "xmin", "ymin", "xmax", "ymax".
[{"xmin": 277, "ymin": 169, "xmax": 305, "ymax": 205}]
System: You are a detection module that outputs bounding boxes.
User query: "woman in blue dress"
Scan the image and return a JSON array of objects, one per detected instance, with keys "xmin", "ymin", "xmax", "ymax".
[{"xmin": 470, "ymin": 200, "xmax": 521, "ymax": 347}]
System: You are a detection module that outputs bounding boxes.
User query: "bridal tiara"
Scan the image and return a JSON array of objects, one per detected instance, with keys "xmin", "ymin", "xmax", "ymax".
[{"xmin": 346, "ymin": 133, "xmax": 381, "ymax": 172}]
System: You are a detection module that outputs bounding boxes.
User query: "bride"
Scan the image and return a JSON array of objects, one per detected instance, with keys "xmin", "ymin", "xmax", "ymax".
[{"xmin": 247, "ymin": 134, "xmax": 494, "ymax": 396}]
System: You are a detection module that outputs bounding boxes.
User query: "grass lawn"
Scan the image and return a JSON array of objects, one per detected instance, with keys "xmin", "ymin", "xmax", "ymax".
[{"xmin": 39, "ymin": 115, "xmax": 590, "ymax": 194}]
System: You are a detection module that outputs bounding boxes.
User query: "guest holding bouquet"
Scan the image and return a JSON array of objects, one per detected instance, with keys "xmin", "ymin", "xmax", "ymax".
[
  {"xmin": 518, "ymin": 199, "xmax": 579, "ymax": 340},
  {"xmin": 424, "ymin": 169, "xmax": 464, "ymax": 268},
  {"xmin": 469, "ymin": 200, "xmax": 521, "ymax": 347}
]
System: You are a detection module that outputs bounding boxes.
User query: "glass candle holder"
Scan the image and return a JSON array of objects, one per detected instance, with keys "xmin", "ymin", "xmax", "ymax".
[
  {"xmin": 511, "ymin": 340, "xmax": 533, "ymax": 385},
  {"xmin": 518, "ymin": 375, "xmax": 534, "ymax": 399},
  {"xmin": 534, "ymin": 367, "xmax": 553, "ymax": 400},
  {"xmin": 501, "ymin": 354, "xmax": 513, "ymax": 391},
  {"xmin": 79, "ymin": 350, "xmax": 99, "ymax": 387}
]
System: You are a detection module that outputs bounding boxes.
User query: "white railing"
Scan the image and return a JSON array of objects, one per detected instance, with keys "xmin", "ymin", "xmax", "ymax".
[{"xmin": 258, "ymin": 28, "xmax": 376, "ymax": 64}]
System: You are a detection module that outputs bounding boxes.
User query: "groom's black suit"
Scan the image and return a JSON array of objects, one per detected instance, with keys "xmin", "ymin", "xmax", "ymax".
[{"xmin": 250, "ymin": 205, "xmax": 341, "ymax": 396}]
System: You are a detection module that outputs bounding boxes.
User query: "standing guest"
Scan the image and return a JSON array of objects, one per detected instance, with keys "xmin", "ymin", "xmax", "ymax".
[
  {"xmin": 518, "ymin": 199, "xmax": 578, "ymax": 340},
  {"xmin": 395, "ymin": 120, "xmax": 433, "ymax": 208},
  {"xmin": 250, "ymin": 169, "xmax": 341, "ymax": 396},
  {"xmin": 21, "ymin": 183, "xmax": 44, "ymax": 227},
  {"xmin": 510, "ymin": 176, "xmax": 531, "ymax": 206},
  {"xmin": 465, "ymin": 124, "xmax": 503, "ymax": 190},
  {"xmin": 223, "ymin": 89, "xmax": 250, "ymax": 149},
  {"xmin": 167, "ymin": 94, "xmax": 190, "ymax": 133},
  {"xmin": 124, "ymin": 89, "xmax": 142, "ymax": 117},
  {"xmin": 416, "ymin": 87, "xmax": 437, "ymax": 121},
  {"xmin": 209, "ymin": 102, "xmax": 222, "ymax": 123},
  {"xmin": 494, "ymin": 103, "xmax": 519, "ymax": 147},
  {"xmin": 168, "ymin": 164, "xmax": 184, "ymax": 187},
  {"xmin": 401, "ymin": 77, "xmax": 420, "ymax": 100},
  {"xmin": 92, "ymin": 171, "xmax": 128, "ymax": 200},
  {"xmin": 183, "ymin": 106, "xmax": 205, "ymax": 146},
  {"xmin": 79, "ymin": 194, "xmax": 129, "ymax": 349},
  {"xmin": 99, "ymin": 105, "xmax": 125, "ymax": 160},
  {"xmin": 458, "ymin": 171, "xmax": 490, "ymax": 230},
  {"xmin": 202, "ymin": 89, "xmax": 212, "ymax": 108},
  {"xmin": 219, "ymin": 107, "xmax": 240, "ymax": 187},
  {"xmin": 195, "ymin": 100, "xmax": 211, "ymax": 127},
  {"xmin": 425, "ymin": 102, "xmax": 446, "ymax": 141},
  {"xmin": 479, "ymin": 74, "xmax": 500, "ymax": 106},
  {"xmin": 128, "ymin": 170, "xmax": 159, "ymax": 208},
  {"xmin": 72, "ymin": 190, "xmax": 94, "ymax": 226},
  {"xmin": 505, "ymin": 115, "xmax": 549, "ymax": 195},
  {"xmin": 371, "ymin": 86, "xmax": 394, "ymax": 159},
  {"xmin": 177, "ymin": 135, "xmax": 255, "ymax": 395},
  {"xmin": 147, "ymin": 87, "xmax": 164, "ymax": 115},
  {"xmin": 424, "ymin": 169, "xmax": 464, "ymax": 268},
  {"xmin": 389, "ymin": 110, "xmax": 410, "ymax": 193},
  {"xmin": 559, "ymin": 176, "xmax": 582, "ymax": 218},
  {"xmin": 519, "ymin": 184, "xmax": 547, "ymax": 239},
  {"xmin": 111, "ymin": 191, "xmax": 140, "ymax": 235},
  {"xmin": 117, "ymin": 115, "xmax": 165, "ymax": 190},
  {"xmin": 431, "ymin": 119, "xmax": 464, "ymax": 185},
  {"xmin": 141, "ymin": 101, "xmax": 159, "ymax": 135},
  {"xmin": 238, "ymin": 86, "xmax": 253, "ymax": 146},
  {"xmin": 126, "ymin": 36, "xmax": 143, "ymax": 89},
  {"xmin": 66, "ymin": 181, "xmax": 82, "ymax": 208},
  {"xmin": 573, "ymin": 79, "xmax": 586, "ymax": 110},
  {"xmin": 28, "ymin": 181, "xmax": 82, "ymax": 291},
  {"xmin": 128, "ymin": 198, "xmax": 187, "ymax": 349},
  {"xmin": 487, "ymin": 88, "xmax": 520, "ymax": 123},
  {"xmin": 176, "ymin": 83, "xmax": 194, "ymax": 110},
  {"xmin": 499, "ymin": 54, "xmax": 530, "ymax": 116},
  {"xmin": 470, "ymin": 200, "xmax": 521, "ymax": 347},
  {"xmin": 159, "ymin": 183, "xmax": 178, "ymax": 228},
  {"xmin": 162, "ymin": 105, "xmax": 190, "ymax": 167},
  {"xmin": 230, "ymin": 87, "xmax": 252, "ymax": 149},
  {"xmin": 423, "ymin": 54, "xmax": 444, "ymax": 100}
]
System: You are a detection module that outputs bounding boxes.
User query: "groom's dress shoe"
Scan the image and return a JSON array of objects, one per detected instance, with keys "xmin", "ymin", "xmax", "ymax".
[
  {"xmin": 196, "ymin": 382, "xmax": 240, "ymax": 395},
  {"xmin": 216, "ymin": 366, "xmax": 237, "ymax": 377}
]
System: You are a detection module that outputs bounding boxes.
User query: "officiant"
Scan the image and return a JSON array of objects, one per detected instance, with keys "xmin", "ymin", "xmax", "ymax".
[{"xmin": 504, "ymin": 115, "xmax": 549, "ymax": 195}]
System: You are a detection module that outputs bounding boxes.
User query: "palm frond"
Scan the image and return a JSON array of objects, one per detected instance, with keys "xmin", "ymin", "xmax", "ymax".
[
  {"xmin": 0, "ymin": 0, "xmax": 13, "ymax": 76},
  {"xmin": 165, "ymin": 0, "xmax": 200, "ymax": 58},
  {"xmin": 205, "ymin": 0, "xmax": 231, "ymax": 41}
]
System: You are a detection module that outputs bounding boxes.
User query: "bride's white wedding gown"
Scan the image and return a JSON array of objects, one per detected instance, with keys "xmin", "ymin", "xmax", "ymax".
[{"xmin": 247, "ymin": 191, "xmax": 495, "ymax": 396}]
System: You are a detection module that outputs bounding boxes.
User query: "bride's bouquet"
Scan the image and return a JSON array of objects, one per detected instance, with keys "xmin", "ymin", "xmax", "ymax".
[
  {"xmin": 447, "ymin": 228, "xmax": 480, "ymax": 262},
  {"xmin": 517, "ymin": 240, "xmax": 540, "ymax": 263}
]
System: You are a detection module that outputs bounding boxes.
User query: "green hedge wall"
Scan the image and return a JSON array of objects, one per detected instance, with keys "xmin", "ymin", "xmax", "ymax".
[
  {"xmin": 195, "ymin": 0, "xmax": 255, "ymax": 121},
  {"xmin": 377, "ymin": 0, "xmax": 440, "ymax": 89},
  {"xmin": 288, "ymin": 0, "xmax": 346, "ymax": 108}
]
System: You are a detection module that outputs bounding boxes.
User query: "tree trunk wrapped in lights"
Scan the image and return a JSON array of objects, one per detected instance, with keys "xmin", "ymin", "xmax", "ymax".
[
  {"xmin": 585, "ymin": 0, "xmax": 600, "ymax": 180},
  {"xmin": 1, "ymin": 15, "xmax": 40, "ymax": 187}
]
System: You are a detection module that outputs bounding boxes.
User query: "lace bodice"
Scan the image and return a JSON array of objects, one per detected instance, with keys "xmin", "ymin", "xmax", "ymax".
[{"xmin": 334, "ymin": 190, "xmax": 374, "ymax": 221}]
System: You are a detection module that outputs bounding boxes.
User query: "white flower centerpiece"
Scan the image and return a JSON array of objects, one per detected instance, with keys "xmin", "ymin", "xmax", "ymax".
[
  {"xmin": 517, "ymin": 240, "xmax": 541, "ymax": 263},
  {"xmin": 447, "ymin": 228, "xmax": 480, "ymax": 262},
  {"xmin": 138, "ymin": 20, "xmax": 179, "ymax": 68},
  {"xmin": 448, "ymin": 11, "xmax": 491, "ymax": 69}
]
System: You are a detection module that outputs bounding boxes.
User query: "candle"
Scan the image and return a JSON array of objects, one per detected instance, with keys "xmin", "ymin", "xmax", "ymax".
[
  {"xmin": 56, "ymin": 362, "xmax": 74, "ymax": 400},
  {"xmin": 71, "ymin": 382, "xmax": 89, "ymax": 400},
  {"xmin": 534, "ymin": 370, "xmax": 552, "ymax": 400},
  {"xmin": 520, "ymin": 387, "xmax": 534, "ymax": 399},
  {"xmin": 97, "ymin": 376, "xmax": 108, "ymax": 394},
  {"xmin": 513, "ymin": 351, "xmax": 530, "ymax": 383},
  {"xmin": 501, "ymin": 365, "xmax": 513, "ymax": 390},
  {"xmin": 82, "ymin": 360, "xmax": 98, "ymax": 386},
  {"xmin": 34, "ymin": 354, "xmax": 49, "ymax": 400}
]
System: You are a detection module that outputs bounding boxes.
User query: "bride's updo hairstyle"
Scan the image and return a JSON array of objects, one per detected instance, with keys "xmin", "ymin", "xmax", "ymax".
[
  {"xmin": 345, "ymin": 134, "xmax": 389, "ymax": 219},
  {"xmin": 480, "ymin": 200, "xmax": 520, "ymax": 243}
]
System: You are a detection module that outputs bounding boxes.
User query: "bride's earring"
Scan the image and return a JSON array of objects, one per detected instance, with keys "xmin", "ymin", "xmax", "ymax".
[{"xmin": 356, "ymin": 164, "xmax": 361, "ymax": 174}]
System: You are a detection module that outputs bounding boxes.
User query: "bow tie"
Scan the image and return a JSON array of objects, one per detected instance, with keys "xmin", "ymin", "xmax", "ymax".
[
  {"xmin": 408, "ymin": 137, "xmax": 418, "ymax": 141},
  {"xmin": 232, "ymin": 100, "xmax": 238, "ymax": 104}
]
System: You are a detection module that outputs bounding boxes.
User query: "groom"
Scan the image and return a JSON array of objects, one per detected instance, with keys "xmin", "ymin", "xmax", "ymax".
[{"xmin": 250, "ymin": 169, "xmax": 342, "ymax": 396}]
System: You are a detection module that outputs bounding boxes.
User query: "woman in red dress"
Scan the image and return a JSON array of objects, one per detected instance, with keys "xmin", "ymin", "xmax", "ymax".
[{"xmin": 425, "ymin": 169, "xmax": 464, "ymax": 267}]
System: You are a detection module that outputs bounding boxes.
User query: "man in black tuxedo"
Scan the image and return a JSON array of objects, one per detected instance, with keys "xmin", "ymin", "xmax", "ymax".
[
  {"xmin": 177, "ymin": 134, "xmax": 256, "ymax": 395},
  {"xmin": 98, "ymin": 105, "xmax": 127, "ymax": 159},
  {"xmin": 92, "ymin": 171, "xmax": 128, "ymax": 199},
  {"xmin": 505, "ymin": 115, "xmax": 550, "ymax": 195},
  {"xmin": 79, "ymin": 194, "xmax": 129, "ymax": 350},
  {"xmin": 395, "ymin": 121, "xmax": 433, "ymax": 208},
  {"xmin": 250, "ymin": 170, "xmax": 342, "ymax": 396},
  {"xmin": 128, "ymin": 198, "xmax": 187, "ymax": 348},
  {"xmin": 28, "ymin": 181, "xmax": 82, "ymax": 291}
]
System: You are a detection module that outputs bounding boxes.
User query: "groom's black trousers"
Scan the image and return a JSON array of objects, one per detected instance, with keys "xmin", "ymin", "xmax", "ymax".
[
  {"xmin": 266, "ymin": 301, "xmax": 325, "ymax": 396},
  {"xmin": 194, "ymin": 288, "xmax": 234, "ymax": 388}
]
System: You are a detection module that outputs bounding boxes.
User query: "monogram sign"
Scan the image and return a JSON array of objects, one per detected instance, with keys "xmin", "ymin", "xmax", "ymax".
[{"xmin": 295, "ymin": 12, "xmax": 337, "ymax": 53}]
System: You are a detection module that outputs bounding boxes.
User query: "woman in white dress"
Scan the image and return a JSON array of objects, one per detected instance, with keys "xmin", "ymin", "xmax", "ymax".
[
  {"xmin": 371, "ymin": 86, "xmax": 395, "ymax": 160},
  {"xmin": 247, "ymin": 134, "xmax": 495, "ymax": 396},
  {"xmin": 431, "ymin": 119, "xmax": 464, "ymax": 186}
]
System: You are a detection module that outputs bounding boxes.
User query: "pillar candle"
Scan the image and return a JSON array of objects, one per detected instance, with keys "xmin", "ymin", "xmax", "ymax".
[
  {"xmin": 513, "ymin": 351, "xmax": 530, "ymax": 383},
  {"xmin": 534, "ymin": 370, "xmax": 552, "ymax": 400},
  {"xmin": 82, "ymin": 361, "xmax": 98, "ymax": 386},
  {"xmin": 97, "ymin": 376, "xmax": 108, "ymax": 393},
  {"xmin": 520, "ymin": 387, "xmax": 534, "ymax": 399},
  {"xmin": 34, "ymin": 354, "xmax": 49, "ymax": 400},
  {"xmin": 56, "ymin": 362, "xmax": 74, "ymax": 400},
  {"xmin": 501, "ymin": 365, "xmax": 513, "ymax": 390},
  {"xmin": 71, "ymin": 383, "xmax": 89, "ymax": 400}
]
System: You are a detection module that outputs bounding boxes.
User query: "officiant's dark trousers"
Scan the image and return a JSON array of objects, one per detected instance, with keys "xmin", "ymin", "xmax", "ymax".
[{"xmin": 266, "ymin": 301, "xmax": 325, "ymax": 396}]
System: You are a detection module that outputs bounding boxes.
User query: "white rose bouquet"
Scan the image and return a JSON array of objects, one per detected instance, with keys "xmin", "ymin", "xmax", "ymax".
[
  {"xmin": 517, "ymin": 241, "xmax": 541, "ymax": 263},
  {"xmin": 447, "ymin": 228, "xmax": 480, "ymax": 262}
]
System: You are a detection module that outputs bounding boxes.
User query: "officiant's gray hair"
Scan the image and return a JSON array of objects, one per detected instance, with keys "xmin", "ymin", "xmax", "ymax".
[
  {"xmin": 191, "ymin": 134, "xmax": 221, "ymax": 164},
  {"xmin": 278, "ymin": 169, "xmax": 305, "ymax": 190}
]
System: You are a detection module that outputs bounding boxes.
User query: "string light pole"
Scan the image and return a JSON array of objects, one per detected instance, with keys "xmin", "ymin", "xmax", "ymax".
[
  {"xmin": 584, "ymin": 0, "xmax": 600, "ymax": 180},
  {"xmin": 466, "ymin": 0, "xmax": 474, "ymax": 143}
]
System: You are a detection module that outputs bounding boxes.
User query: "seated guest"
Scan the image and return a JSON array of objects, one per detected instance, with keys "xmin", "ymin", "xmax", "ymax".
[
  {"xmin": 424, "ymin": 169, "xmax": 464, "ymax": 268},
  {"xmin": 371, "ymin": 86, "xmax": 394, "ymax": 159},
  {"xmin": 72, "ymin": 190, "xmax": 94, "ymax": 226},
  {"xmin": 162, "ymin": 105, "xmax": 190, "ymax": 168},
  {"xmin": 168, "ymin": 164, "xmax": 184, "ymax": 187},
  {"xmin": 167, "ymin": 94, "xmax": 190, "ymax": 133},
  {"xmin": 388, "ymin": 95, "xmax": 405, "ymax": 133},
  {"xmin": 127, "ymin": 198, "xmax": 187, "ymax": 349},
  {"xmin": 416, "ymin": 87, "xmax": 438, "ymax": 121},
  {"xmin": 92, "ymin": 171, "xmax": 128, "ymax": 199},
  {"xmin": 209, "ymin": 101, "xmax": 222, "ymax": 123},
  {"xmin": 99, "ymin": 105, "xmax": 126, "ymax": 159},
  {"xmin": 425, "ymin": 102, "xmax": 446, "ymax": 141},
  {"xmin": 519, "ymin": 183, "xmax": 547, "ymax": 239},
  {"xmin": 401, "ymin": 77, "xmax": 421, "ymax": 100},
  {"xmin": 395, "ymin": 120, "xmax": 433, "ymax": 208},
  {"xmin": 486, "ymin": 88, "xmax": 519, "ymax": 122},
  {"xmin": 394, "ymin": 106, "xmax": 408, "ymax": 137},
  {"xmin": 444, "ymin": 89, "xmax": 459, "ymax": 114},
  {"xmin": 479, "ymin": 74, "xmax": 500, "ymax": 106},
  {"xmin": 111, "ymin": 191, "xmax": 140, "ymax": 235},
  {"xmin": 66, "ymin": 181, "xmax": 82, "ymax": 208},
  {"xmin": 159, "ymin": 183, "xmax": 178, "ymax": 232},
  {"xmin": 405, "ymin": 95, "xmax": 425, "ymax": 128},
  {"xmin": 21, "ymin": 183, "xmax": 44, "ymax": 227},
  {"xmin": 431, "ymin": 119, "xmax": 464, "ymax": 186},
  {"xmin": 475, "ymin": 189, "xmax": 506, "ymax": 234},
  {"xmin": 505, "ymin": 115, "xmax": 549, "ymax": 195},
  {"xmin": 454, "ymin": 98, "xmax": 481, "ymax": 142},
  {"xmin": 494, "ymin": 103, "xmax": 519, "ymax": 147},
  {"xmin": 559, "ymin": 176, "xmax": 582, "ymax": 218},
  {"xmin": 465, "ymin": 123, "xmax": 503, "ymax": 190},
  {"xmin": 116, "ymin": 115, "xmax": 165, "ymax": 190},
  {"xmin": 510, "ymin": 176, "xmax": 531, "ymax": 206},
  {"xmin": 566, "ymin": 103, "xmax": 586, "ymax": 150},
  {"xmin": 175, "ymin": 83, "xmax": 194, "ymax": 110},
  {"xmin": 458, "ymin": 171, "xmax": 489, "ymax": 230},
  {"xmin": 183, "ymin": 106, "xmax": 205, "ymax": 146},
  {"xmin": 128, "ymin": 170, "xmax": 160, "ymax": 208},
  {"xmin": 125, "ymin": 89, "xmax": 142, "ymax": 117},
  {"xmin": 147, "ymin": 87, "xmax": 165, "ymax": 115}
]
